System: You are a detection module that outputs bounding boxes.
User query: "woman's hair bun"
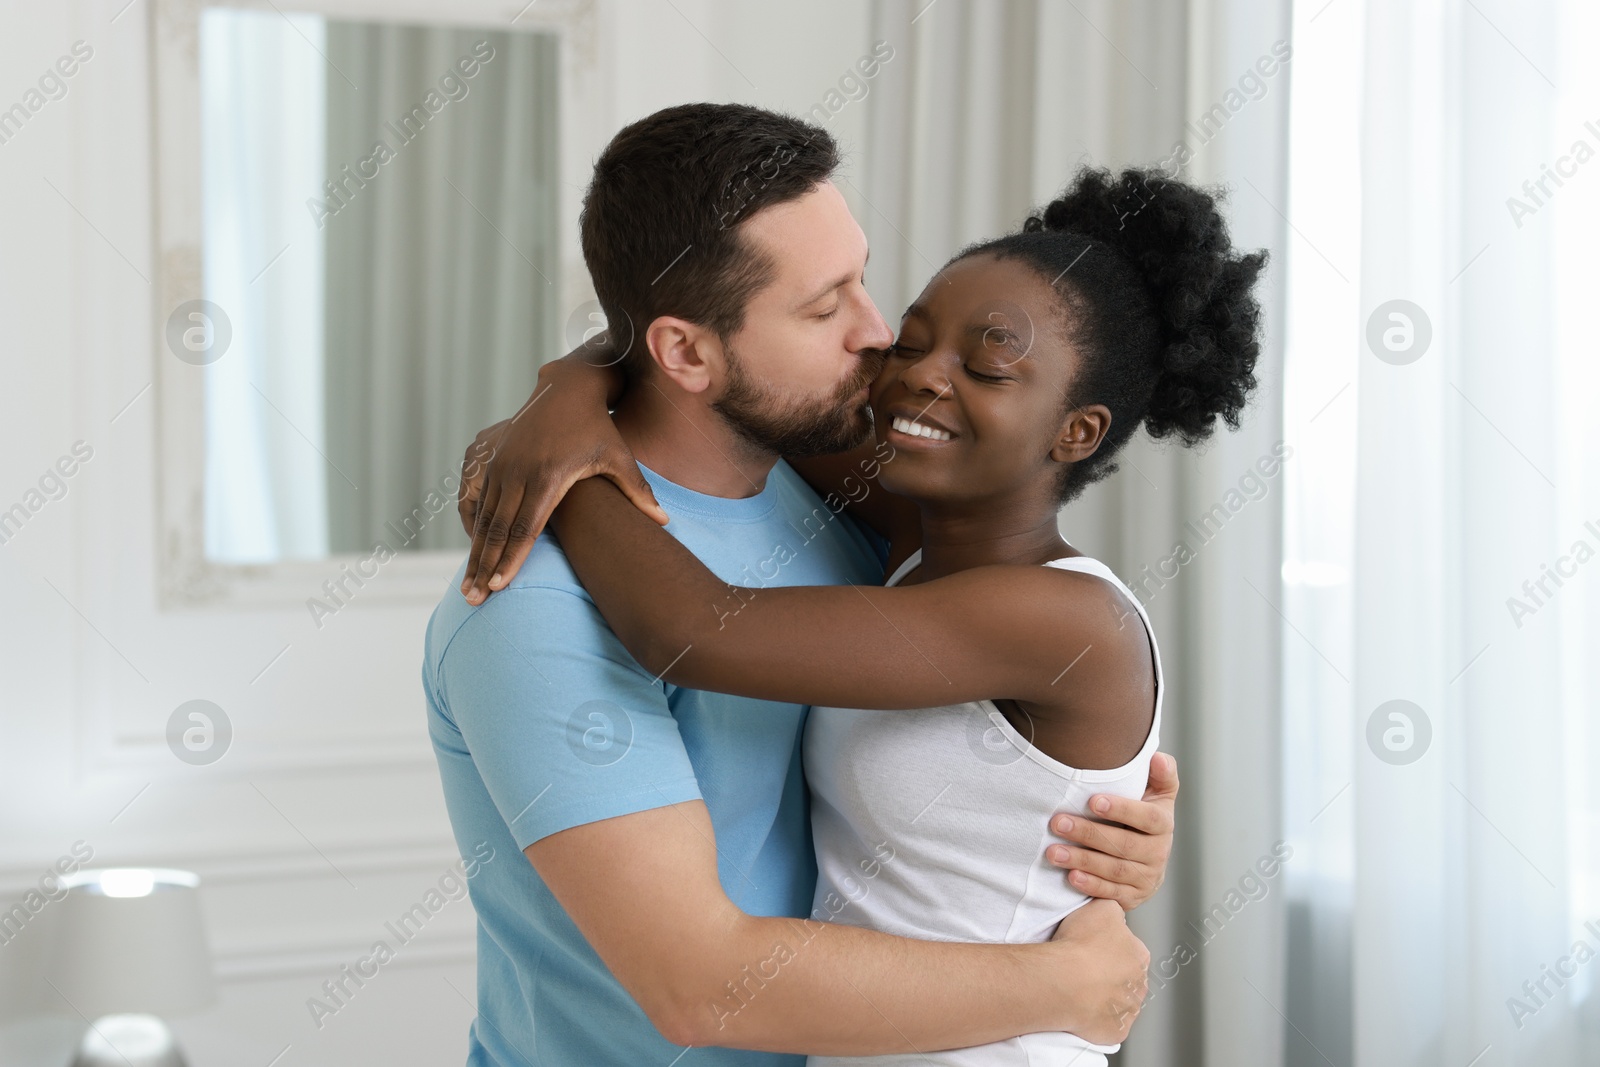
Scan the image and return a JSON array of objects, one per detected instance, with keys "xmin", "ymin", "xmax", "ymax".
[{"xmin": 1025, "ymin": 166, "xmax": 1267, "ymax": 445}]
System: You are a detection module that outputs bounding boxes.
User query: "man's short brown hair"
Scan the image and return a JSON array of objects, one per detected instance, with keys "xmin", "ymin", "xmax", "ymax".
[{"xmin": 579, "ymin": 103, "xmax": 840, "ymax": 381}]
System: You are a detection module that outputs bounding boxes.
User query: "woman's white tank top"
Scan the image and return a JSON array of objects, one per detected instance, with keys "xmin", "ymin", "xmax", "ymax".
[{"xmin": 803, "ymin": 549, "xmax": 1162, "ymax": 1067}]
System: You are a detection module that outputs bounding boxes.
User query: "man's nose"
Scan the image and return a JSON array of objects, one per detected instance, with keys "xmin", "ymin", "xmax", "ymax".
[{"xmin": 853, "ymin": 294, "xmax": 894, "ymax": 352}]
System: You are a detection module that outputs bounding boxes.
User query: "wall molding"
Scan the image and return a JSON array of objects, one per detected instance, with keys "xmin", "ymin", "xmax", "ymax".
[{"xmin": 0, "ymin": 832, "xmax": 462, "ymax": 893}]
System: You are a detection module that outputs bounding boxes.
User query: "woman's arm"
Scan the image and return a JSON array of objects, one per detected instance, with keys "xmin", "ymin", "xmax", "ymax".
[
  {"xmin": 459, "ymin": 341, "xmax": 668, "ymax": 603},
  {"xmin": 457, "ymin": 340, "xmax": 918, "ymax": 603},
  {"xmin": 547, "ymin": 476, "xmax": 1125, "ymax": 711},
  {"xmin": 785, "ymin": 439, "xmax": 922, "ymax": 563}
]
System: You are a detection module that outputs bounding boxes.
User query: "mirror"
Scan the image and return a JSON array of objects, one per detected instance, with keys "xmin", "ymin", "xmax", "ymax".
[{"xmin": 194, "ymin": 8, "xmax": 558, "ymax": 564}]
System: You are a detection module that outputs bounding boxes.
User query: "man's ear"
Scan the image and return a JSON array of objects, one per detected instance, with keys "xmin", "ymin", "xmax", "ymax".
[
  {"xmin": 1049, "ymin": 404, "xmax": 1113, "ymax": 464},
  {"xmin": 644, "ymin": 316, "xmax": 725, "ymax": 395}
]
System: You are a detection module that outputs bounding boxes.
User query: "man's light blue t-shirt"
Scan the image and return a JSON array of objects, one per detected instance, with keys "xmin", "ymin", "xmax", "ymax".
[{"xmin": 424, "ymin": 460, "xmax": 886, "ymax": 1067}]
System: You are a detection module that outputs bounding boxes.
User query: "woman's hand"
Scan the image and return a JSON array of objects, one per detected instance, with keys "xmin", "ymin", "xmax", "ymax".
[
  {"xmin": 457, "ymin": 346, "xmax": 669, "ymax": 605},
  {"xmin": 1045, "ymin": 752, "xmax": 1179, "ymax": 910}
]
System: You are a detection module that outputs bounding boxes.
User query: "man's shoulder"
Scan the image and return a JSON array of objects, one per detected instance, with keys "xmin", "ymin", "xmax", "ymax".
[
  {"xmin": 766, "ymin": 459, "xmax": 890, "ymax": 576},
  {"xmin": 766, "ymin": 457, "xmax": 825, "ymax": 506},
  {"xmin": 426, "ymin": 534, "xmax": 597, "ymax": 665}
]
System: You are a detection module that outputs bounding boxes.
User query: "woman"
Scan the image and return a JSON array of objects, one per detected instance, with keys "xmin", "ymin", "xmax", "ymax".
[{"xmin": 471, "ymin": 166, "xmax": 1263, "ymax": 1064}]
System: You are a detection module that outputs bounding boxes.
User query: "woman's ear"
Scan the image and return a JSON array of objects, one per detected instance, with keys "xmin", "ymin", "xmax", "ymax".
[
  {"xmin": 644, "ymin": 316, "xmax": 722, "ymax": 394},
  {"xmin": 1050, "ymin": 404, "xmax": 1112, "ymax": 463}
]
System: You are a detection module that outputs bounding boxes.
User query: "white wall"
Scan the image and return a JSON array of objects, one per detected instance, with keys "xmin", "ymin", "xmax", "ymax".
[{"xmin": 0, "ymin": 1, "xmax": 876, "ymax": 1062}]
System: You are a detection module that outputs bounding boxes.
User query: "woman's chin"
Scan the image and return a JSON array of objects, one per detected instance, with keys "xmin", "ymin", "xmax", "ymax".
[{"xmin": 875, "ymin": 462, "xmax": 948, "ymax": 503}]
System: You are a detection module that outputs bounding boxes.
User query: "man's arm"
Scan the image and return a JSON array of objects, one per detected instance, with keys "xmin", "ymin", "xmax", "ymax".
[
  {"xmin": 447, "ymin": 582, "xmax": 1148, "ymax": 1053},
  {"xmin": 526, "ymin": 800, "xmax": 1148, "ymax": 1053}
]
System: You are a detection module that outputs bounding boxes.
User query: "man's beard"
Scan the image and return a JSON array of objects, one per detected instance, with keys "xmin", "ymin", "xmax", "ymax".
[{"xmin": 712, "ymin": 343, "xmax": 882, "ymax": 458}]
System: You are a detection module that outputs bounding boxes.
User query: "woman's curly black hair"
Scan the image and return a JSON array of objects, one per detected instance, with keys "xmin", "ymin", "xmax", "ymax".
[{"xmin": 958, "ymin": 166, "xmax": 1267, "ymax": 503}]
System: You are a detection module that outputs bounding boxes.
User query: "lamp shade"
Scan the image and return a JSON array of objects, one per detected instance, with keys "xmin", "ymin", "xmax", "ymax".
[{"xmin": 45, "ymin": 869, "xmax": 216, "ymax": 1019}]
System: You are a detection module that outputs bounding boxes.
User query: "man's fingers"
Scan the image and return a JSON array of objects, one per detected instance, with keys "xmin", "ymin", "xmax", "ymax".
[
  {"xmin": 602, "ymin": 464, "xmax": 670, "ymax": 527},
  {"xmin": 1078, "ymin": 792, "xmax": 1173, "ymax": 838},
  {"xmin": 1051, "ymin": 814, "xmax": 1154, "ymax": 861},
  {"xmin": 1145, "ymin": 751, "xmax": 1180, "ymax": 801},
  {"xmin": 1048, "ymin": 842, "xmax": 1147, "ymax": 887},
  {"xmin": 1062, "ymin": 867, "xmax": 1136, "ymax": 910}
]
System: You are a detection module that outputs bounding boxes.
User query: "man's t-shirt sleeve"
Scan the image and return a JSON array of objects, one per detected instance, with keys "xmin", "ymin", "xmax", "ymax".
[{"xmin": 435, "ymin": 584, "xmax": 703, "ymax": 850}]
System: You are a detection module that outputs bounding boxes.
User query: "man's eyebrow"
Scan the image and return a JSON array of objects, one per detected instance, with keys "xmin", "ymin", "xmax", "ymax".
[{"xmin": 797, "ymin": 248, "xmax": 870, "ymax": 309}]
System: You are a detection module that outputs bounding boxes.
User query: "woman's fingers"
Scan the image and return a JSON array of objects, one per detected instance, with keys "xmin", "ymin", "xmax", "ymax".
[
  {"xmin": 457, "ymin": 429, "xmax": 500, "ymax": 538},
  {"xmin": 466, "ymin": 482, "xmax": 525, "ymax": 604},
  {"xmin": 481, "ymin": 447, "xmax": 667, "ymax": 593},
  {"xmin": 602, "ymin": 458, "xmax": 669, "ymax": 527},
  {"xmin": 485, "ymin": 472, "xmax": 569, "ymax": 593},
  {"xmin": 461, "ymin": 476, "xmax": 502, "ymax": 597}
]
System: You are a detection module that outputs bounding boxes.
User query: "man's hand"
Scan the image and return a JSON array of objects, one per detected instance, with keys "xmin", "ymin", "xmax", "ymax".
[
  {"xmin": 1046, "ymin": 752, "xmax": 1178, "ymax": 911},
  {"xmin": 1048, "ymin": 899, "xmax": 1149, "ymax": 1045},
  {"xmin": 457, "ymin": 346, "xmax": 669, "ymax": 605}
]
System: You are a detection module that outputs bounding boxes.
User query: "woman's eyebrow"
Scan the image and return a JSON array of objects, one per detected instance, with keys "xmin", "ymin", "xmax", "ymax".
[{"xmin": 966, "ymin": 321, "xmax": 1032, "ymax": 364}]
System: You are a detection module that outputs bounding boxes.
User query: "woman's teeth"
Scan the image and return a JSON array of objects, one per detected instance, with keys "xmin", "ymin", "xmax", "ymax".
[{"xmin": 891, "ymin": 415, "xmax": 952, "ymax": 441}]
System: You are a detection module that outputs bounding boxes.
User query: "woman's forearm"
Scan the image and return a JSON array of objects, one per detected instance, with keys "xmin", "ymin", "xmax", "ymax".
[
  {"xmin": 537, "ymin": 334, "xmax": 627, "ymax": 409},
  {"xmin": 548, "ymin": 476, "xmax": 731, "ymax": 669}
]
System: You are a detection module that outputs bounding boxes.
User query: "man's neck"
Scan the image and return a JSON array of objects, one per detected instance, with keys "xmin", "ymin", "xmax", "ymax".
[{"xmin": 612, "ymin": 380, "xmax": 779, "ymax": 499}]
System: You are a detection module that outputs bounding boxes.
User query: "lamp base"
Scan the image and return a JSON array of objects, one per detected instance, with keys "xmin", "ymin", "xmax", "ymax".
[{"xmin": 71, "ymin": 1014, "xmax": 189, "ymax": 1067}]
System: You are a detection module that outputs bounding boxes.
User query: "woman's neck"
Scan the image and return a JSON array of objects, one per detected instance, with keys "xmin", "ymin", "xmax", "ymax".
[{"xmin": 904, "ymin": 503, "xmax": 1076, "ymax": 584}]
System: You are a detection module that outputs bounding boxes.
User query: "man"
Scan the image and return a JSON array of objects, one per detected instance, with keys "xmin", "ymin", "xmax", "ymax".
[{"xmin": 425, "ymin": 103, "xmax": 1175, "ymax": 1066}]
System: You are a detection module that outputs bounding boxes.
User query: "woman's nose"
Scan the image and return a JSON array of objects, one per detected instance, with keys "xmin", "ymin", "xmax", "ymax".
[{"xmin": 899, "ymin": 349, "xmax": 952, "ymax": 396}]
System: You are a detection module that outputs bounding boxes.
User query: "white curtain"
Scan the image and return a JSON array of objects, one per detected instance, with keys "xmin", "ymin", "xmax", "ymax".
[
  {"xmin": 857, "ymin": 2, "xmax": 1293, "ymax": 1064},
  {"xmin": 200, "ymin": 9, "xmax": 329, "ymax": 563},
  {"xmin": 200, "ymin": 17, "xmax": 558, "ymax": 561},
  {"xmin": 1282, "ymin": 0, "xmax": 1600, "ymax": 1064},
  {"xmin": 322, "ymin": 23, "xmax": 558, "ymax": 554}
]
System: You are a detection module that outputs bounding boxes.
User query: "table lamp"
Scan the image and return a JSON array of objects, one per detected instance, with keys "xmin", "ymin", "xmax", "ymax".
[{"xmin": 45, "ymin": 868, "xmax": 216, "ymax": 1067}]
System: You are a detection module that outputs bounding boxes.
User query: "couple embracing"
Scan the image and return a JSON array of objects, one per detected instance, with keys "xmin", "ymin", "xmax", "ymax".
[{"xmin": 424, "ymin": 101, "xmax": 1265, "ymax": 1066}]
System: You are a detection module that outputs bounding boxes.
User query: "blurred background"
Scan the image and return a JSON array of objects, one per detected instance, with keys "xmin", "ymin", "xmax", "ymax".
[{"xmin": 1, "ymin": 0, "xmax": 1595, "ymax": 1064}]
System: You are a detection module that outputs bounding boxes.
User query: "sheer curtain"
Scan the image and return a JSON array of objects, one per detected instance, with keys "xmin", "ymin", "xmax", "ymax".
[
  {"xmin": 322, "ymin": 24, "xmax": 558, "ymax": 554},
  {"xmin": 857, "ymin": 2, "xmax": 1293, "ymax": 1064},
  {"xmin": 1283, "ymin": 0, "xmax": 1600, "ymax": 1064},
  {"xmin": 200, "ymin": 9, "xmax": 329, "ymax": 562},
  {"xmin": 200, "ymin": 18, "xmax": 559, "ymax": 561}
]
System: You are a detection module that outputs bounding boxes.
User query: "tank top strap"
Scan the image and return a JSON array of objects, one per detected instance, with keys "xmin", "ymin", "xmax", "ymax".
[
  {"xmin": 1041, "ymin": 555, "xmax": 1164, "ymax": 699},
  {"xmin": 883, "ymin": 548, "xmax": 924, "ymax": 588}
]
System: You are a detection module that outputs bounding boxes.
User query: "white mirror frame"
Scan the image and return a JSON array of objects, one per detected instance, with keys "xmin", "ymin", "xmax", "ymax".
[{"xmin": 150, "ymin": 0, "xmax": 602, "ymax": 609}]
